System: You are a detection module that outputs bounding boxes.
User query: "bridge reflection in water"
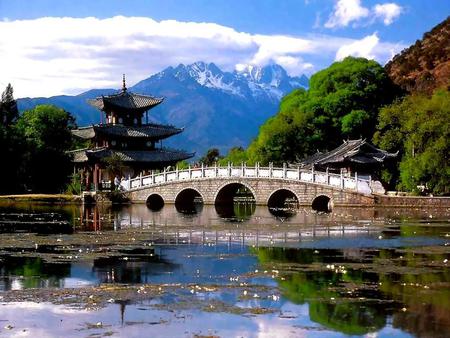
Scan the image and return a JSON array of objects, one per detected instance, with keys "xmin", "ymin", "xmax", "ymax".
[{"xmin": 79, "ymin": 203, "xmax": 387, "ymax": 243}]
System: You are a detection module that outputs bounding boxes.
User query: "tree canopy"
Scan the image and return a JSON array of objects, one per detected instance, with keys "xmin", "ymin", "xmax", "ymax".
[
  {"xmin": 374, "ymin": 90, "xmax": 449, "ymax": 194},
  {"xmin": 15, "ymin": 105, "xmax": 76, "ymax": 193},
  {"xmin": 247, "ymin": 57, "xmax": 400, "ymax": 165}
]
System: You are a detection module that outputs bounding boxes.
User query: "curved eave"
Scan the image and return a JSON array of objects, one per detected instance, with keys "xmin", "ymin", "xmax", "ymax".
[
  {"xmin": 67, "ymin": 148, "xmax": 89, "ymax": 163},
  {"xmin": 71, "ymin": 127, "xmax": 95, "ymax": 139},
  {"xmin": 86, "ymin": 148, "xmax": 194, "ymax": 164},
  {"xmin": 94, "ymin": 125, "xmax": 183, "ymax": 140},
  {"xmin": 87, "ymin": 94, "xmax": 164, "ymax": 112}
]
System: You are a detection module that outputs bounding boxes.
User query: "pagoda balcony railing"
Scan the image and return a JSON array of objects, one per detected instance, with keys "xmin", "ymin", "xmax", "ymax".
[{"xmin": 124, "ymin": 163, "xmax": 384, "ymax": 195}]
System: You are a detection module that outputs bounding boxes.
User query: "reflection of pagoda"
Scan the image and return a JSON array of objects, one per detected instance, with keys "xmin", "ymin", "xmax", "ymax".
[{"xmin": 71, "ymin": 75, "xmax": 194, "ymax": 190}]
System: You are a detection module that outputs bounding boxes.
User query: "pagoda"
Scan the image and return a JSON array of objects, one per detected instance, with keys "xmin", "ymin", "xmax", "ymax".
[{"xmin": 70, "ymin": 75, "xmax": 194, "ymax": 190}]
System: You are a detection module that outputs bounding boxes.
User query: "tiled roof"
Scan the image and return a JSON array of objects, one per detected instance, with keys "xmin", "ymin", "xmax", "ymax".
[
  {"xmin": 71, "ymin": 127, "xmax": 96, "ymax": 139},
  {"xmin": 299, "ymin": 139, "xmax": 397, "ymax": 167},
  {"xmin": 71, "ymin": 124, "xmax": 183, "ymax": 140},
  {"xmin": 67, "ymin": 148, "xmax": 89, "ymax": 163},
  {"xmin": 88, "ymin": 90, "xmax": 163, "ymax": 111},
  {"xmin": 86, "ymin": 148, "xmax": 194, "ymax": 163}
]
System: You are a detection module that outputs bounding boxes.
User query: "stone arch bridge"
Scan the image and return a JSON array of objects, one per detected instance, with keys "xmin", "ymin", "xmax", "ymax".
[{"xmin": 125, "ymin": 164, "xmax": 381, "ymax": 209}]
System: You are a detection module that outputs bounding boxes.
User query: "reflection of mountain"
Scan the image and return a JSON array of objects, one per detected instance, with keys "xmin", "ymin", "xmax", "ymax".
[{"xmin": 253, "ymin": 247, "xmax": 450, "ymax": 337}]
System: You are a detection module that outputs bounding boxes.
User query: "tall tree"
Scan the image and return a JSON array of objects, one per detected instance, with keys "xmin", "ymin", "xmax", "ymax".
[
  {"xmin": 374, "ymin": 90, "xmax": 450, "ymax": 194},
  {"xmin": 0, "ymin": 84, "xmax": 22, "ymax": 193},
  {"xmin": 199, "ymin": 148, "xmax": 222, "ymax": 166},
  {"xmin": 16, "ymin": 105, "xmax": 76, "ymax": 193},
  {"xmin": 247, "ymin": 57, "xmax": 400, "ymax": 165}
]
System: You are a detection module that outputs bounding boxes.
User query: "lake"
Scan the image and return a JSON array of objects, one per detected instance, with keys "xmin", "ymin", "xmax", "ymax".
[{"xmin": 0, "ymin": 202, "xmax": 449, "ymax": 337}]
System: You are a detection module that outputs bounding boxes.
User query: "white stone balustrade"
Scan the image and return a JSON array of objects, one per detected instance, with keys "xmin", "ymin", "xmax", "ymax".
[{"xmin": 126, "ymin": 163, "xmax": 375, "ymax": 195}]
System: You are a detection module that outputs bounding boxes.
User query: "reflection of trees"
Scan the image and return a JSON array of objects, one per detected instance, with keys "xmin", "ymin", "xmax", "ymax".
[
  {"xmin": 375, "ymin": 249, "xmax": 450, "ymax": 338},
  {"xmin": 0, "ymin": 256, "xmax": 70, "ymax": 290},
  {"xmin": 253, "ymin": 246, "xmax": 450, "ymax": 336},
  {"xmin": 215, "ymin": 202, "xmax": 256, "ymax": 221},
  {"xmin": 91, "ymin": 250, "xmax": 178, "ymax": 284}
]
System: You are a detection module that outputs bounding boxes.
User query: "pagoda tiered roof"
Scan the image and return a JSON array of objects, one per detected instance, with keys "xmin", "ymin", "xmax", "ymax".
[
  {"xmin": 298, "ymin": 139, "xmax": 398, "ymax": 168},
  {"xmin": 70, "ymin": 147, "xmax": 194, "ymax": 164},
  {"xmin": 72, "ymin": 123, "xmax": 183, "ymax": 140},
  {"xmin": 88, "ymin": 90, "xmax": 163, "ymax": 111}
]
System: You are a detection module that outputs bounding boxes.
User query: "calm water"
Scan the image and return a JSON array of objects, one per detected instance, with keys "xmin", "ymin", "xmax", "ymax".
[{"xmin": 0, "ymin": 202, "xmax": 449, "ymax": 337}]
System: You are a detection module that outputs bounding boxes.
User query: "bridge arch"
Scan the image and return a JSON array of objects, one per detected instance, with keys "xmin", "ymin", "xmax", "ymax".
[
  {"xmin": 175, "ymin": 187, "xmax": 204, "ymax": 204},
  {"xmin": 267, "ymin": 188, "xmax": 299, "ymax": 215},
  {"xmin": 312, "ymin": 194, "xmax": 333, "ymax": 212},
  {"xmin": 146, "ymin": 193, "xmax": 164, "ymax": 211},
  {"xmin": 174, "ymin": 187, "xmax": 204, "ymax": 214},
  {"xmin": 213, "ymin": 181, "xmax": 257, "ymax": 205}
]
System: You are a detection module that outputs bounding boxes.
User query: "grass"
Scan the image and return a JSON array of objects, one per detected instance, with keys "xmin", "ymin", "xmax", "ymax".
[{"xmin": 0, "ymin": 194, "xmax": 81, "ymax": 203}]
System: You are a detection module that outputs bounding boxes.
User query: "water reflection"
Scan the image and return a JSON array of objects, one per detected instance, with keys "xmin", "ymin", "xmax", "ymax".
[
  {"xmin": 0, "ymin": 202, "xmax": 449, "ymax": 337},
  {"xmin": 254, "ymin": 246, "xmax": 450, "ymax": 337}
]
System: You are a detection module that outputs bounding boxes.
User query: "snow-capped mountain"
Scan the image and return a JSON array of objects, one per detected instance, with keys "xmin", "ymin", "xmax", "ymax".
[
  {"xmin": 18, "ymin": 62, "xmax": 309, "ymax": 157},
  {"xmin": 158, "ymin": 61, "xmax": 308, "ymax": 101}
]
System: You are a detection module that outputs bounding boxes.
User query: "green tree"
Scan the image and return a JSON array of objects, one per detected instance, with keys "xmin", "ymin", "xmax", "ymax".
[
  {"xmin": 0, "ymin": 84, "xmax": 22, "ymax": 193},
  {"xmin": 0, "ymin": 84, "xmax": 19, "ymax": 125},
  {"xmin": 16, "ymin": 105, "xmax": 76, "ymax": 193},
  {"xmin": 218, "ymin": 146, "xmax": 248, "ymax": 165},
  {"xmin": 374, "ymin": 90, "xmax": 450, "ymax": 194},
  {"xmin": 247, "ymin": 57, "xmax": 400, "ymax": 165},
  {"xmin": 199, "ymin": 148, "xmax": 222, "ymax": 166}
]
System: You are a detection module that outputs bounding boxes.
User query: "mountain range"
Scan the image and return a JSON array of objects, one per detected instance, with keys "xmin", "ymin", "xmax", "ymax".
[{"xmin": 17, "ymin": 62, "xmax": 308, "ymax": 157}]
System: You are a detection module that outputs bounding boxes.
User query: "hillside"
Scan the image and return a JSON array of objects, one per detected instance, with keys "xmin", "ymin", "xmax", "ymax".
[{"xmin": 385, "ymin": 17, "xmax": 450, "ymax": 94}]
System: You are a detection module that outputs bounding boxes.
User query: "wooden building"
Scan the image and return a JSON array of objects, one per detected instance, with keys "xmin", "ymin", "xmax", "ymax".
[
  {"xmin": 70, "ymin": 76, "xmax": 194, "ymax": 190},
  {"xmin": 296, "ymin": 139, "xmax": 398, "ymax": 178}
]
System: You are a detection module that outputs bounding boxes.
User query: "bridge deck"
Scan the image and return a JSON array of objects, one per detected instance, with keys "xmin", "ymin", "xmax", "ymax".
[{"xmin": 124, "ymin": 164, "xmax": 383, "ymax": 195}]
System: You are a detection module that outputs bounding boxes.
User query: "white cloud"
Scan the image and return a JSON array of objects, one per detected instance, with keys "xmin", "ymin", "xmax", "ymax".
[
  {"xmin": 0, "ymin": 16, "xmax": 405, "ymax": 97},
  {"xmin": 335, "ymin": 32, "xmax": 403, "ymax": 63},
  {"xmin": 325, "ymin": 1, "xmax": 403, "ymax": 29},
  {"xmin": 374, "ymin": 3, "xmax": 402, "ymax": 25},
  {"xmin": 336, "ymin": 33, "xmax": 379, "ymax": 60},
  {"xmin": 325, "ymin": 0, "xmax": 369, "ymax": 28}
]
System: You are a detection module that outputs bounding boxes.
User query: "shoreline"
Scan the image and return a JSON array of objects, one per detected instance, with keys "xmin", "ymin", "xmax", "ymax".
[{"xmin": 0, "ymin": 194, "xmax": 82, "ymax": 203}]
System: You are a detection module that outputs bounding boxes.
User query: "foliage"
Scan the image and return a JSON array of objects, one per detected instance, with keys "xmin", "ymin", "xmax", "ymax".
[
  {"xmin": 374, "ymin": 90, "xmax": 450, "ymax": 194},
  {"xmin": 247, "ymin": 57, "xmax": 399, "ymax": 165},
  {"xmin": 0, "ymin": 83, "xmax": 19, "ymax": 126},
  {"xmin": 176, "ymin": 160, "xmax": 190, "ymax": 170},
  {"xmin": 218, "ymin": 146, "xmax": 249, "ymax": 165},
  {"xmin": 15, "ymin": 105, "xmax": 76, "ymax": 193},
  {"xmin": 66, "ymin": 172, "xmax": 82, "ymax": 195},
  {"xmin": 103, "ymin": 154, "xmax": 128, "ymax": 179},
  {"xmin": 0, "ymin": 84, "xmax": 23, "ymax": 193},
  {"xmin": 199, "ymin": 148, "xmax": 222, "ymax": 166}
]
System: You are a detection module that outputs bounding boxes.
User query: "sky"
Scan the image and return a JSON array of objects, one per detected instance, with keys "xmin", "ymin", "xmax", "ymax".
[{"xmin": 0, "ymin": 0, "xmax": 448, "ymax": 98}]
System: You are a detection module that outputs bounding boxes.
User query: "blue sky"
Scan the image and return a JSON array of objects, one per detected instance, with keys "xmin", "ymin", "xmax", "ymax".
[{"xmin": 1, "ymin": 0, "xmax": 448, "ymax": 97}]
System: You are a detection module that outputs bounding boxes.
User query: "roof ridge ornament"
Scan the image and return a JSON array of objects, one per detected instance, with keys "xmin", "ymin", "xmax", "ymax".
[{"xmin": 122, "ymin": 74, "xmax": 127, "ymax": 92}]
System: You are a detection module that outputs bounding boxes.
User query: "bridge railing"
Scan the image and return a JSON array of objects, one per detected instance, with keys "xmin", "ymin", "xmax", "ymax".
[{"xmin": 127, "ymin": 163, "xmax": 379, "ymax": 194}]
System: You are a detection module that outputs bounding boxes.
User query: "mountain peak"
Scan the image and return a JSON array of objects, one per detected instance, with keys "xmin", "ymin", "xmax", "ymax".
[{"xmin": 135, "ymin": 61, "xmax": 308, "ymax": 102}]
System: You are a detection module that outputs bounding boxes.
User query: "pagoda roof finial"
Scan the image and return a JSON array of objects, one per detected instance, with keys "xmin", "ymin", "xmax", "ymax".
[{"xmin": 122, "ymin": 74, "xmax": 127, "ymax": 92}]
